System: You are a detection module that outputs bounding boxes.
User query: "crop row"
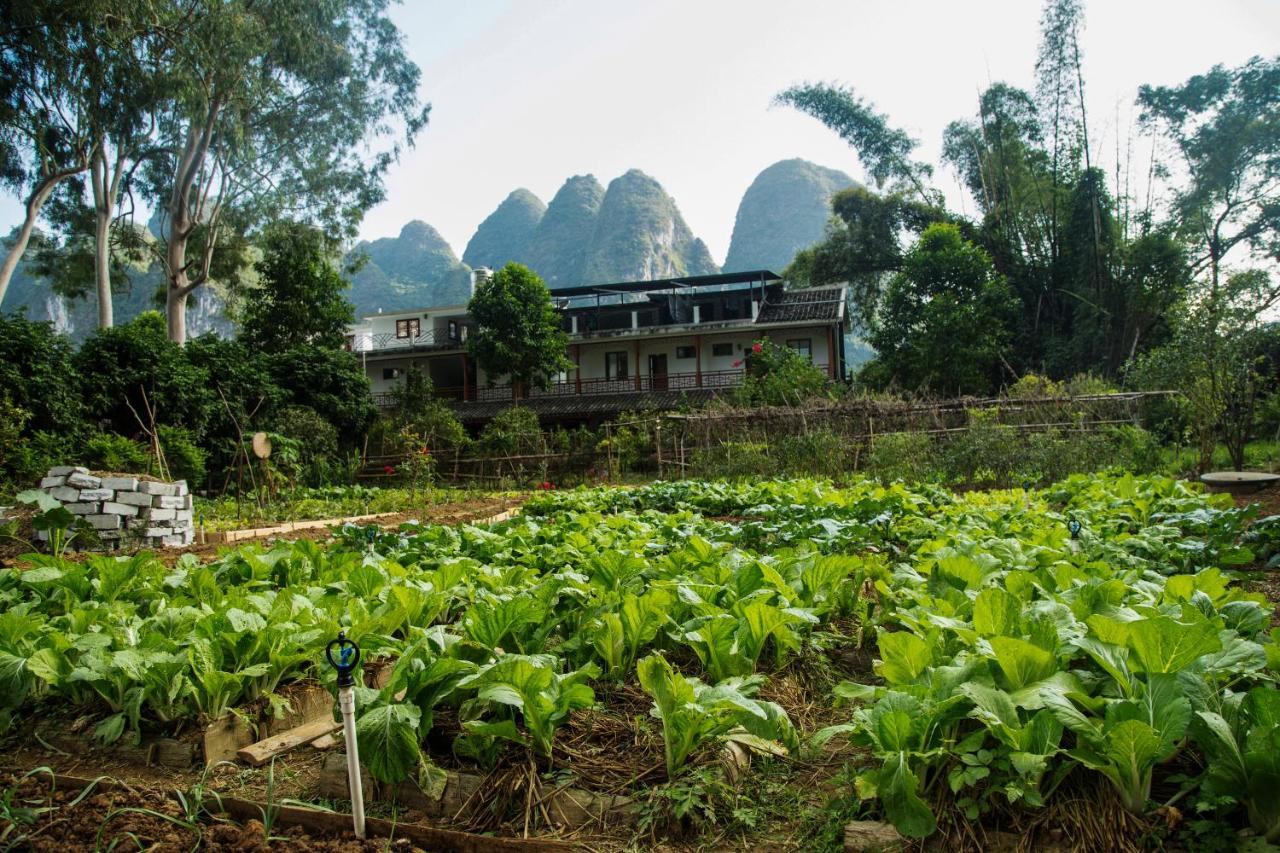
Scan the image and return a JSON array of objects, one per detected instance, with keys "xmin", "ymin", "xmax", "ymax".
[{"xmin": 1, "ymin": 474, "xmax": 1277, "ymax": 840}]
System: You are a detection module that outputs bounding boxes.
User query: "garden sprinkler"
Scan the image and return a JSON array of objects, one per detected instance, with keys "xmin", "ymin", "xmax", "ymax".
[
  {"xmin": 1068, "ymin": 518, "xmax": 1082, "ymax": 540},
  {"xmin": 326, "ymin": 631, "xmax": 365, "ymax": 839}
]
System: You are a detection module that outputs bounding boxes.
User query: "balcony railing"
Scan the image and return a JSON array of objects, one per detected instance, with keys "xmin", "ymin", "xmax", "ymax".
[
  {"xmin": 364, "ymin": 328, "xmax": 462, "ymax": 352},
  {"xmin": 371, "ymin": 366, "xmax": 828, "ymax": 409}
]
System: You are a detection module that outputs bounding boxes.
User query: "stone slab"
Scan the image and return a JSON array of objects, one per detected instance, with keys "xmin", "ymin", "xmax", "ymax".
[
  {"xmin": 148, "ymin": 507, "xmax": 176, "ymax": 521},
  {"xmin": 86, "ymin": 514, "xmax": 122, "ymax": 530},
  {"xmin": 66, "ymin": 502, "xmax": 100, "ymax": 515},
  {"xmin": 173, "ymin": 480, "xmax": 189, "ymax": 496},
  {"xmin": 101, "ymin": 501, "xmax": 140, "ymax": 517},
  {"xmin": 77, "ymin": 488, "xmax": 113, "ymax": 501},
  {"xmin": 102, "ymin": 477, "xmax": 139, "ymax": 491},
  {"xmin": 114, "ymin": 491, "xmax": 153, "ymax": 507},
  {"xmin": 155, "ymin": 495, "xmax": 187, "ymax": 510},
  {"xmin": 174, "ymin": 509, "xmax": 194, "ymax": 523},
  {"xmin": 162, "ymin": 531, "xmax": 194, "ymax": 547},
  {"xmin": 144, "ymin": 527, "xmax": 175, "ymax": 538},
  {"xmin": 66, "ymin": 472, "xmax": 101, "ymax": 489},
  {"xmin": 139, "ymin": 481, "xmax": 178, "ymax": 496},
  {"xmin": 39, "ymin": 476, "xmax": 67, "ymax": 489},
  {"xmin": 47, "ymin": 466, "xmax": 88, "ymax": 477},
  {"xmin": 47, "ymin": 486, "xmax": 80, "ymax": 502}
]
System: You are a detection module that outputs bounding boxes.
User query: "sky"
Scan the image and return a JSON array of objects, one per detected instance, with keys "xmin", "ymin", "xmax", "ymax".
[{"xmin": 3, "ymin": 0, "xmax": 1279, "ymax": 265}]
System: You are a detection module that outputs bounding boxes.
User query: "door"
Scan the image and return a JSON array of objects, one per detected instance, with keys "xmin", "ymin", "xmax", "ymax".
[{"xmin": 648, "ymin": 353, "xmax": 668, "ymax": 391}]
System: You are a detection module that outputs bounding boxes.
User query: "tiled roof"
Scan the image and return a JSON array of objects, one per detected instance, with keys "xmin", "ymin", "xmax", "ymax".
[
  {"xmin": 450, "ymin": 389, "xmax": 728, "ymax": 423},
  {"xmin": 755, "ymin": 286, "xmax": 846, "ymax": 324}
]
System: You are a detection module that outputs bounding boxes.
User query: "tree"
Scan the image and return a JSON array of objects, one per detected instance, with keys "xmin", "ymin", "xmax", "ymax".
[
  {"xmin": 1130, "ymin": 270, "xmax": 1277, "ymax": 471},
  {"xmin": 864, "ymin": 224, "xmax": 1019, "ymax": 396},
  {"xmin": 140, "ymin": 0, "xmax": 429, "ymax": 343},
  {"xmin": 467, "ymin": 262, "xmax": 571, "ymax": 392},
  {"xmin": 785, "ymin": 187, "xmax": 952, "ymax": 330},
  {"xmin": 239, "ymin": 222, "xmax": 356, "ymax": 354},
  {"xmin": 0, "ymin": 2, "xmax": 98, "ymax": 303},
  {"xmin": 774, "ymin": 83, "xmax": 938, "ymax": 203},
  {"xmin": 1137, "ymin": 56, "xmax": 1280, "ymax": 309}
]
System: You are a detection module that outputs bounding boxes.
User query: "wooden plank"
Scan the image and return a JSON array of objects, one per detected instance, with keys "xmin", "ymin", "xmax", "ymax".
[{"xmin": 236, "ymin": 719, "xmax": 338, "ymax": 767}]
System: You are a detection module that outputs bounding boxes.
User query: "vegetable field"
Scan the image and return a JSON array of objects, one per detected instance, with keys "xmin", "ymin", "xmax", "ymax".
[{"xmin": 2, "ymin": 474, "xmax": 1278, "ymax": 848}]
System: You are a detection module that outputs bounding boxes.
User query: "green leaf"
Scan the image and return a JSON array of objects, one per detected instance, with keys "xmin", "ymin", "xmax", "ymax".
[
  {"xmin": 876, "ymin": 752, "xmax": 936, "ymax": 838},
  {"xmin": 877, "ymin": 631, "xmax": 932, "ymax": 685},
  {"xmin": 973, "ymin": 587, "xmax": 1021, "ymax": 637},
  {"xmin": 989, "ymin": 636, "xmax": 1057, "ymax": 691},
  {"xmin": 356, "ymin": 703, "xmax": 422, "ymax": 784},
  {"xmin": 1126, "ymin": 616, "xmax": 1221, "ymax": 674}
]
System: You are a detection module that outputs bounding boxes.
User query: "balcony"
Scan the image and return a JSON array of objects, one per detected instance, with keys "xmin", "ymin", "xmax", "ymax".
[
  {"xmin": 371, "ymin": 366, "xmax": 827, "ymax": 409},
  {"xmin": 361, "ymin": 328, "xmax": 463, "ymax": 353}
]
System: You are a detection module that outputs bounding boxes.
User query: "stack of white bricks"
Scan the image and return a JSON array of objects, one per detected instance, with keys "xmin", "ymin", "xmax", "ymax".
[{"xmin": 39, "ymin": 466, "xmax": 194, "ymax": 549}]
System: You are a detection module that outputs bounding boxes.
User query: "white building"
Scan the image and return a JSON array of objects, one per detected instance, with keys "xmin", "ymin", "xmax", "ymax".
[{"xmin": 348, "ymin": 269, "xmax": 848, "ymax": 425}]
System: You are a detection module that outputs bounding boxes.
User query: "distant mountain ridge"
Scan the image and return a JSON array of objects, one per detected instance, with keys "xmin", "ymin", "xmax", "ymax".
[{"xmin": 3, "ymin": 159, "xmax": 856, "ymax": 328}]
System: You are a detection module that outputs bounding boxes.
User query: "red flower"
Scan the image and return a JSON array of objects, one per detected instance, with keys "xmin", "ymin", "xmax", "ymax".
[
  {"xmin": 752, "ymin": 342, "xmax": 763, "ymax": 354},
  {"xmin": 538, "ymin": 481, "xmax": 555, "ymax": 490},
  {"xmin": 383, "ymin": 465, "xmax": 396, "ymax": 475},
  {"xmin": 419, "ymin": 446, "xmax": 431, "ymax": 456},
  {"xmin": 732, "ymin": 359, "xmax": 742, "ymax": 367}
]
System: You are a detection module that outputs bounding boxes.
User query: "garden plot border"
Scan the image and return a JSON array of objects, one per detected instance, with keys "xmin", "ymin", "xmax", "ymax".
[
  {"xmin": 211, "ymin": 504, "xmax": 523, "ymax": 544},
  {"xmin": 35, "ymin": 771, "xmax": 574, "ymax": 852}
]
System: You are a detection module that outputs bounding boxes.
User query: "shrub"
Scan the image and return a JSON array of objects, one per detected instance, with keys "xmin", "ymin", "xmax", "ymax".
[
  {"xmin": 774, "ymin": 429, "xmax": 852, "ymax": 476},
  {"xmin": 0, "ymin": 314, "xmax": 86, "ymax": 436},
  {"xmin": 1006, "ymin": 373, "xmax": 1064, "ymax": 399},
  {"xmin": 1064, "ymin": 372, "xmax": 1118, "ymax": 396},
  {"xmin": 866, "ymin": 432, "xmax": 941, "ymax": 484},
  {"xmin": 942, "ymin": 411, "xmax": 1022, "ymax": 486},
  {"xmin": 83, "ymin": 433, "xmax": 151, "ymax": 473},
  {"xmin": 689, "ymin": 441, "xmax": 777, "ymax": 479},
  {"xmin": 737, "ymin": 339, "xmax": 833, "ymax": 407},
  {"xmin": 267, "ymin": 346, "xmax": 376, "ymax": 447},
  {"xmin": 477, "ymin": 406, "xmax": 543, "ymax": 457},
  {"xmin": 271, "ymin": 405, "xmax": 341, "ymax": 486},
  {"xmin": 158, "ymin": 424, "xmax": 207, "ymax": 489}
]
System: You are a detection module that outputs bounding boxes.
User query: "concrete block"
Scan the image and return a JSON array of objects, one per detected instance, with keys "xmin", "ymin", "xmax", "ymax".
[
  {"xmin": 66, "ymin": 502, "xmax": 100, "ymax": 515},
  {"xmin": 39, "ymin": 476, "xmax": 67, "ymax": 489},
  {"xmin": 102, "ymin": 477, "xmax": 139, "ymax": 491},
  {"xmin": 77, "ymin": 488, "xmax": 113, "ymax": 501},
  {"xmin": 173, "ymin": 481, "xmax": 188, "ymax": 497},
  {"xmin": 161, "ymin": 532, "xmax": 193, "ymax": 548},
  {"xmin": 47, "ymin": 486, "xmax": 80, "ymax": 502},
  {"xmin": 47, "ymin": 466, "xmax": 88, "ymax": 477},
  {"xmin": 148, "ymin": 507, "xmax": 176, "ymax": 521},
  {"xmin": 114, "ymin": 491, "xmax": 153, "ymax": 507},
  {"xmin": 174, "ymin": 510, "xmax": 193, "ymax": 524},
  {"xmin": 155, "ymin": 495, "xmax": 186, "ymax": 510},
  {"xmin": 101, "ymin": 502, "xmax": 139, "ymax": 517},
  {"xmin": 66, "ymin": 472, "xmax": 102, "ymax": 489},
  {"xmin": 144, "ymin": 527, "xmax": 174, "ymax": 538},
  {"xmin": 139, "ymin": 481, "xmax": 177, "ymax": 496},
  {"xmin": 86, "ymin": 514, "xmax": 122, "ymax": 530}
]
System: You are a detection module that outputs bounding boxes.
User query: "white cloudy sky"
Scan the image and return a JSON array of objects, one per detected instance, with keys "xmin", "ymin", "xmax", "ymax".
[{"xmin": 3, "ymin": 0, "xmax": 1278, "ymax": 264}]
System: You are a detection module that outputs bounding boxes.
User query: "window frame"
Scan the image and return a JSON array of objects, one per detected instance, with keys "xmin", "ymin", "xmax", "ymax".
[
  {"xmin": 605, "ymin": 351, "xmax": 629, "ymax": 380},
  {"xmin": 396, "ymin": 318, "xmax": 421, "ymax": 339},
  {"xmin": 675, "ymin": 345, "xmax": 696, "ymax": 360},
  {"xmin": 786, "ymin": 338, "xmax": 812, "ymax": 360},
  {"xmin": 711, "ymin": 342, "xmax": 734, "ymax": 358}
]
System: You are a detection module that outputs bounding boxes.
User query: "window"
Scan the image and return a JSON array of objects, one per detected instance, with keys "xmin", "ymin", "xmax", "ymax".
[
  {"xmin": 711, "ymin": 342, "xmax": 734, "ymax": 358},
  {"xmin": 605, "ymin": 351, "xmax": 629, "ymax": 380},
  {"xmin": 448, "ymin": 319, "xmax": 458, "ymax": 341},
  {"xmin": 396, "ymin": 318, "xmax": 420, "ymax": 339},
  {"xmin": 382, "ymin": 367, "xmax": 401, "ymax": 381},
  {"xmin": 344, "ymin": 335, "xmax": 355, "ymax": 352},
  {"xmin": 675, "ymin": 345, "xmax": 695, "ymax": 359},
  {"xmin": 787, "ymin": 339, "xmax": 812, "ymax": 360}
]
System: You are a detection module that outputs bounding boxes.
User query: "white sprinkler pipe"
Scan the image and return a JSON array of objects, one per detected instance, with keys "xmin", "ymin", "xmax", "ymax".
[{"xmin": 339, "ymin": 685, "xmax": 366, "ymax": 838}]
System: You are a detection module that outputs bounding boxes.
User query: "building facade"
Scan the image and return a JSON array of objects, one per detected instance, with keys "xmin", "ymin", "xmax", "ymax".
[{"xmin": 348, "ymin": 270, "xmax": 847, "ymax": 424}]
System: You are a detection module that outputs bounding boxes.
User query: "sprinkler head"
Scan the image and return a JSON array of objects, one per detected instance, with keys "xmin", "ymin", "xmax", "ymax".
[
  {"xmin": 1067, "ymin": 518, "xmax": 1082, "ymax": 540},
  {"xmin": 326, "ymin": 630, "xmax": 362, "ymax": 688}
]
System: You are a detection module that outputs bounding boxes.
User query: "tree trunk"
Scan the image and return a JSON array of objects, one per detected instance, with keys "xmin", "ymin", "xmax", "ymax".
[
  {"xmin": 166, "ymin": 284, "xmax": 188, "ymax": 344},
  {"xmin": 90, "ymin": 145, "xmax": 123, "ymax": 329},
  {"xmin": 0, "ymin": 178, "xmax": 61, "ymax": 305}
]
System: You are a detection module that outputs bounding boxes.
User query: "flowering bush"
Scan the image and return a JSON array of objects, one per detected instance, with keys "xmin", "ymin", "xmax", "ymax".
[{"xmin": 737, "ymin": 339, "xmax": 834, "ymax": 407}]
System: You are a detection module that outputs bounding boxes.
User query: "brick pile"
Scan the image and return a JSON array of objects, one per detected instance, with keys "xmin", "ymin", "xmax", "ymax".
[{"xmin": 38, "ymin": 466, "xmax": 194, "ymax": 549}]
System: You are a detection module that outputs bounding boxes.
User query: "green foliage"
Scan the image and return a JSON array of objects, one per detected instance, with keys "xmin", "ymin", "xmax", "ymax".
[
  {"xmin": 157, "ymin": 425, "xmax": 206, "ymax": 489},
  {"xmin": 467, "ymin": 263, "xmax": 571, "ymax": 389},
  {"xmin": 82, "ymin": 433, "xmax": 150, "ymax": 473},
  {"xmin": 240, "ymin": 221, "xmax": 356, "ymax": 354},
  {"xmin": 866, "ymin": 433, "xmax": 942, "ymax": 484},
  {"xmin": 269, "ymin": 406, "xmax": 341, "ymax": 487},
  {"xmin": 265, "ymin": 346, "xmax": 376, "ymax": 448},
  {"xmin": 384, "ymin": 368, "xmax": 468, "ymax": 453},
  {"xmin": 476, "ymin": 406, "xmax": 543, "ymax": 457},
  {"xmin": 865, "ymin": 224, "xmax": 1019, "ymax": 395},
  {"xmin": 736, "ymin": 339, "xmax": 833, "ymax": 407},
  {"xmin": 0, "ymin": 314, "xmax": 85, "ymax": 436}
]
